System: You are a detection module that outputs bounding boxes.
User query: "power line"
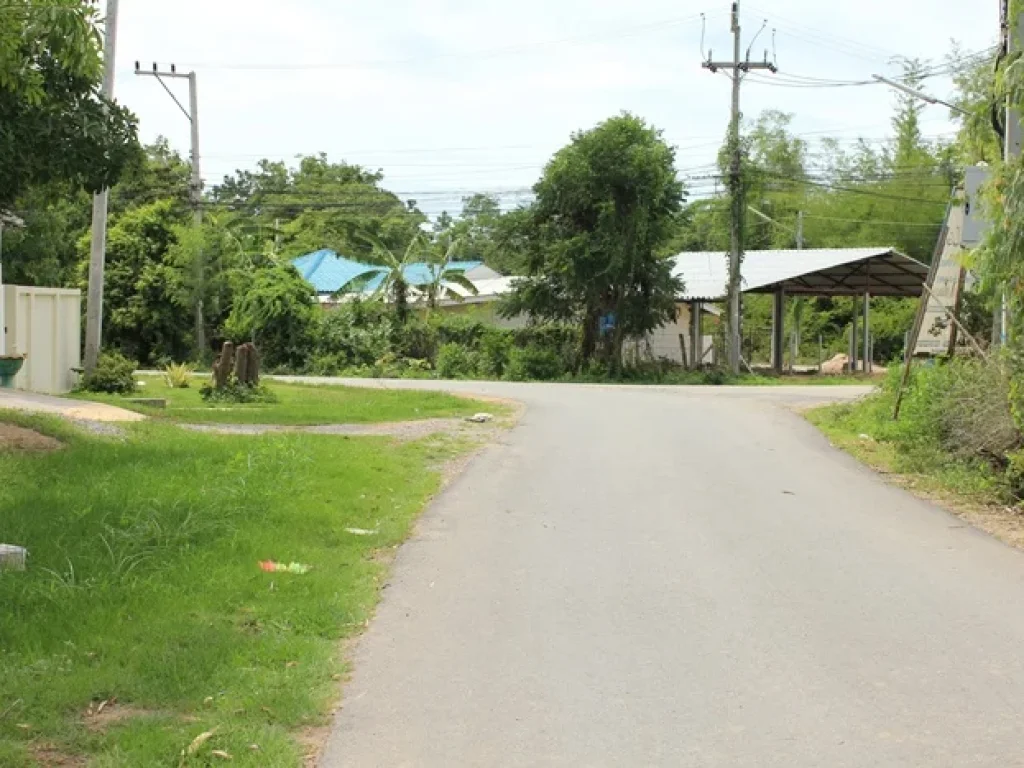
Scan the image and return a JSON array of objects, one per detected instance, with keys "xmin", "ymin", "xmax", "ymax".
[
  {"xmin": 801, "ymin": 213, "xmax": 943, "ymax": 227},
  {"xmin": 171, "ymin": 11, "xmax": 717, "ymax": 72}
]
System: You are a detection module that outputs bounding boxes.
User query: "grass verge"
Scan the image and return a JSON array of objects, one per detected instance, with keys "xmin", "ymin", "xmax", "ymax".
[
  {"xmin": 74, "ymin": 377, "xmax": 484, "ymax": 425},
  {"xmin": 0, "ymin": 412, "xmax": 473, "ymax": 766}
]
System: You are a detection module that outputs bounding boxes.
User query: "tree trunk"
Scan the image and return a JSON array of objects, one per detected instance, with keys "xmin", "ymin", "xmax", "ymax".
[
  {"xmin": 394, "ymin": 279, "xmax": 409, "ymax": 325},
  {"xmin": 581, "ymin": 307, "xmax": 599, "ymax": 367}
]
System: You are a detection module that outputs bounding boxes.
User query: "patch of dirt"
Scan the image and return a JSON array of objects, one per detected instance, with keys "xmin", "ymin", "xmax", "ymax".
[
  {"xmin": 69, "ymin": 419, "xmax": 127, "ymax": 439},
  {"xmin": 0, "ymin": 424, "xmax": 63, "ymax": 453},
  {"xmin": 82, "ymin": 700, "xmax": 155, "ymax": 732},
  {"xmin": 299, "ymin": 723, "xmax": 333, "ymax": 767},
  {"xmin": 182, "ymin": 415, "xmax": 517, "ymax": 442},
  {"xmin": 28, "ymin": 744, "xmax": 86, "ymax": 767}
]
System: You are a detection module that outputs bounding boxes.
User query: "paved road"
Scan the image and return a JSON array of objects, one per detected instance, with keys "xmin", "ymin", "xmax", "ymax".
[{"xmin": 313, "ymin": 380, "xmax": 1024, "ymax": 767}]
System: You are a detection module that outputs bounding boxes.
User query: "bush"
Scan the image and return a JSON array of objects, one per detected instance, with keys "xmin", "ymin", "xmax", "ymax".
[
  {"xmin": 392, "ymin": 320, "xmax": 438, "ymax": 361},
  {"xmin": 315, "ymin": 303, "xmax": 392, "ymax": 369},
  {"xmin": 897, "ymin": 358, "xmax": 1020, "ymax": 464},
  {"xmin": 479, "ymin": 329, "xmax": 513, "ymax": 378},
  {"xmin": 80, "ymin": 351, "xmax": 138, "ymax": 394},
  {"xmin": 199, "ymin": 379, "xmax": 278, "ymax": 404},
  {"xmin": 513, "ymin": 324, "xmax": 579, "ymax": 374},
  {"xmin": 163, "ymin": 362, "xmax": 194, "ymax": 389},
  {"xmin": 225, "ymin": 265, "xmax": 318, "ymax": 370},
  {"xmin": 436, "ymin": 343, "xmax": 480, "ymax": 379},
  {"xmin": 506, "ymin": 344, "xmax": 563, "ymax": 381},
  {"xmin": 434, "ymin": 315, "xmax": 489, "ymax": 347}
]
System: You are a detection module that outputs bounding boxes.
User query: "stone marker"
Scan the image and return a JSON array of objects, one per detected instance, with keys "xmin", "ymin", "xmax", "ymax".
[{"xmin": 0, "ymin": 544, "xmax": 27, "ymax": 571}]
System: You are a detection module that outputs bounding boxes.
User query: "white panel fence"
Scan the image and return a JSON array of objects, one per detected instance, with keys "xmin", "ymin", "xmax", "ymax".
[{"xmin": 2, "ymin": 285, "xmax": 82, "ymax": 394}]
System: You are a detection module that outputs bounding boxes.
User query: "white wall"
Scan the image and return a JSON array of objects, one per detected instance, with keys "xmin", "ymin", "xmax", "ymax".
[
  {"xmin": 635, "ymin": 304, "xmax": 715, "ymax": 365},
  {"xmin": 3, "ymin": 286, "xmax": 81, "ymax": 394}
]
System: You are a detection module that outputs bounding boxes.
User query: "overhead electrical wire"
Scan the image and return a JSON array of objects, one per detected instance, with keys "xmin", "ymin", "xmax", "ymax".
[{"xmin": 174, "ymin": 10, "xmax": 718, "ymax": 72}]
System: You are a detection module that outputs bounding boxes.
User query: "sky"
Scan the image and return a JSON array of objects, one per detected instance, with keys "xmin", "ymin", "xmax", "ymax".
[{"xmin": 110, "ymin": 0, "xmax": 999, "ymax": 219}]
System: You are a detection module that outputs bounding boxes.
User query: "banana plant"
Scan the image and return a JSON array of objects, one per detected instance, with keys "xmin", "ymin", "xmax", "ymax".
[
  {"xmin": 422, "ymin": 237, "xmax": 479, "ymax": 314},
  {"xmin": 336, "ymin": 232, "xmax": 428, "ymax": 324}
]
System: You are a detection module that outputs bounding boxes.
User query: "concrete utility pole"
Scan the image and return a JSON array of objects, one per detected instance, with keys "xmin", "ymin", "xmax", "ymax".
[
  {"xmin": 703, "ymin": 1, "xmax": 778, "ymax": 374},
  {"xmin": 135, "ymin": 63, "xmax": 206, "ymax": 356},
  {"xmin": 870, "ymin": 75, "xmax": 970, "ymax": 116},
  {"xmin": 997, "ymin": 1, "xmax": 1022, "ymax": 346},
  {"xmin": 83, "ymin": 0, "xmax": 120, "ymax": 374}
]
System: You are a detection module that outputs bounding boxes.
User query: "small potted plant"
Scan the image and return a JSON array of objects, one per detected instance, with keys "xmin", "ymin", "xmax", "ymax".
[{"xmin": 0, "ymin": 352, "xmax": 25, "ymax": 389}]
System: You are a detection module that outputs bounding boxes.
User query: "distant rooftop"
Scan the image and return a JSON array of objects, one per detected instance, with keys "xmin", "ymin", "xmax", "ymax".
[
  {"xmin": 293, "ymin": 249, "xmax": 485, "ymax": 295},
  {"xmin": 672, "ymin": 247, "xmax": 929, "ymax": 301}
]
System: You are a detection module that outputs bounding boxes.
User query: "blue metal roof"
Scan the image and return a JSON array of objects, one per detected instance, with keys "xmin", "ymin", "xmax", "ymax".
[
  {"xmin": 293, "ymin": 250, "xmax": 483, "ymax": 295},
  {"xmin": 293, "ymin": 250, "xmax": 384, "ymax": 294}
]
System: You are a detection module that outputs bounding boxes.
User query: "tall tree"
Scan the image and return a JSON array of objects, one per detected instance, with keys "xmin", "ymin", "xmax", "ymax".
[
  {"xmin": 0, "ymin": 0, "xmax": 139, "ymax": 210},
  {"xmin": 210, "ymin": 155, "xmax": 425, "ymax": 260},
  {"xmin": 505, "ymin": 113, "xmax": 685, "ymax": 372}
]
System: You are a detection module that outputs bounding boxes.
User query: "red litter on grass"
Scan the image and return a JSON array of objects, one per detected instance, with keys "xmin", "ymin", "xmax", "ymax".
[{"xmin": 259, "ymin": 561, "xmax": 312, "ymax": 575}]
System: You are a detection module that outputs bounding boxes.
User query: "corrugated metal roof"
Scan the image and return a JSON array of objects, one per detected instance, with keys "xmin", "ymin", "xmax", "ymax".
[{"xmin": 672, "ymin": 247, "xmax": 928, "ymax": 301}]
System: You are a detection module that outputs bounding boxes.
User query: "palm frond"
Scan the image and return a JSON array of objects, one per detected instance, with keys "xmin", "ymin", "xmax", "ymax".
[
  {"xmin": 442, "ymin": 272, "xmax": 479, "ymax": 295},
  {"xmin": 334, "ymin": 268, "xmax": 388, "ymax": 298}
]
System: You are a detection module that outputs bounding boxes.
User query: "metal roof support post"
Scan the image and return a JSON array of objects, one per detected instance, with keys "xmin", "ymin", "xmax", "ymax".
[
  {"xmin": 863, "ymin": 292, "xmax": 872, "ymax": 374},
  {"xmin": 850, "ymin": 297, "xmax": 859, "ymax": 374},
  {"xmin": 772, "ymin": 288, "xmax": 785, "ymax": 375}
]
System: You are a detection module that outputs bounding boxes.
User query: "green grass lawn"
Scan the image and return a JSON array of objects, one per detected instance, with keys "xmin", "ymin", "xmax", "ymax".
[
  {"xmin": 74, "ymin": 377, "xmax": 483, "ymax": 425},
  {"xmin": 0, "ymin": 411, "xmax": 466, "ymax": 767}
]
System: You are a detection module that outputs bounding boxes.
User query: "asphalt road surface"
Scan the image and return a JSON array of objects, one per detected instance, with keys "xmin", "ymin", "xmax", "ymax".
[{"xmin": 310, "ymin": 380, "xmax": 1024, "ymax": 768}]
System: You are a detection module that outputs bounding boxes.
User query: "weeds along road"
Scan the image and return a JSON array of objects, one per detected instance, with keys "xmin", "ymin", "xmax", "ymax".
[{"xmin": 299, "ymin": 379, "xmax": 1024, "ymax": 768}]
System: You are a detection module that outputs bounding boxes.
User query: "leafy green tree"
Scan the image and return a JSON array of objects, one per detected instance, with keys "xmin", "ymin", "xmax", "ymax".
[
  {"xmin": 504, "ymin": 113, "xmax": 685, "ymax": 371},
  {"xmin": 81, "ymin": 199, "xmax": 192, "ymax": 364},
  {"xmin": 1, "ymin": 181, "xmax": 90, "ymax": 286},
  {"xmin": 434, "ymin": 193, "xmax": 528, "ymax": 274},
  {"xmin": 224, "ymin": 264, "xmax": 318, "ymax": 370},
  {"xmin": 0, "ymin": 0, "xmax": 139, "ymax": 210},
  {"xmin": 109, "ymin": 138, "xmax": 192, "ymax": 215},
  {"xmin": 949, "ymin": 44, "xmax": 1000, "ymax": 165},
  {"xmin": 211, "ymin": 155, "xmax": 425, "ymax": 260}
]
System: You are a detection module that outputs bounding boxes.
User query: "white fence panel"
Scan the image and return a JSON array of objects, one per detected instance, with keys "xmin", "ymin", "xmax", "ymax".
[{"xmin": 3, "ymin": 285, "xmax": 81, "ymax": 394}]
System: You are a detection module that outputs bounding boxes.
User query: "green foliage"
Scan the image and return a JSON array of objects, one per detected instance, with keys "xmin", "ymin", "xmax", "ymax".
[
  {"xmin": 225, "ymin": 264, "xmax": 319, "ymax": 370},
  {"xmin": 506, "ymin": 345, "xmax": 564, "ymax": 381},
  {"xmin": 433, "ymin": 193, "xmax": 528, "ymax": 274},
  {"xmin": 163, "ymin": 362, "xmax": 194, "ymax": 389},
  {"xmin": 211, "ymin": 155, "xmax": 426, "ymax": 260},
  {"xmin": 79, "ymin": 350, "xmax": 138, "ymax": 394},
  {"xmin": 0, "ymin": 0, "xmax": 140, "ymax": 209},
  {"xmin": 81, "ymin": 198, "xmax": 193, "ymax": 364},
  {"xmin": 506, "ymin": 113, "xmax": 685, "ymax": 372},
  {"xmin": 199, "ymin": 378, "xmax": 278, "ymax": 404},
  {"xmin": 435, "ymin": 342, "xmax": 480, "ymax": 379},
  {"xmin": 313, "ymin": 300, "xmax": 393, "ymax": 371},
  {"xmin": 0, "ymin": 180, "xmax": 90, "ymax": 286}
]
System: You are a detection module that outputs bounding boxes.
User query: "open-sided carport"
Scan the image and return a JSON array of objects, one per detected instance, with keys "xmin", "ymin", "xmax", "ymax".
[{"xmin": 672, "ymin": 247, "xmax": 930, "ymax": 373}]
